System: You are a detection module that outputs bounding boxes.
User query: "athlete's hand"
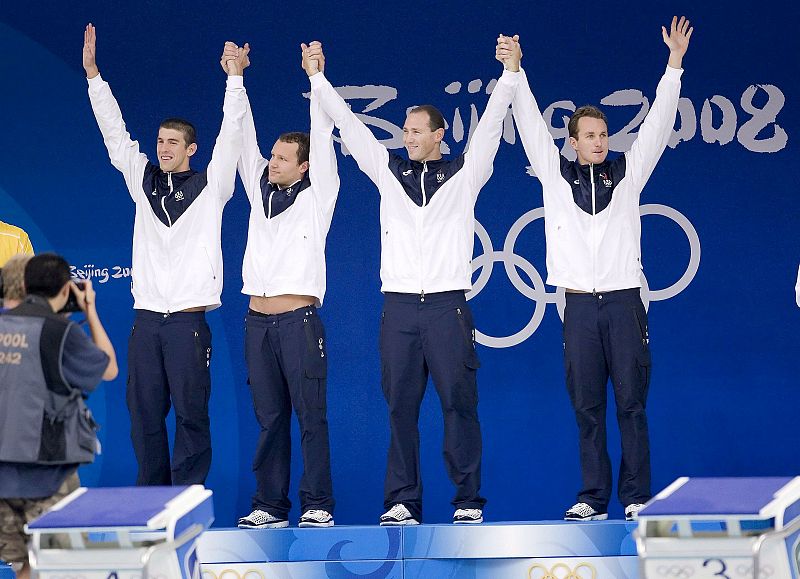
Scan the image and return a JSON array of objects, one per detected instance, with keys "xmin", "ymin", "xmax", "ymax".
[
  {"xmin": 301, "ymin": 41, "xmax": 325, "ymax": 76},
  {"xmin": 220, "ymin": 41, "xmax": 249, "ymax": 76},
  {"xmin": 662, "ymin": 15, "xmax": 693, "ymax": 68},
  {"xmin": 495, "ymin": 34, "xmax": 521, "ymax": 72},
  {"xmin": 83, "ymin": 23, "xmax": 99, "ymax": 79}
]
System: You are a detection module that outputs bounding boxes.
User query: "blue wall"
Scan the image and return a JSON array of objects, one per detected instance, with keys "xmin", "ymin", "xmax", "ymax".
[{"xmin": 1, "ymin": 1, "xmax": 797, "ymax": 526}]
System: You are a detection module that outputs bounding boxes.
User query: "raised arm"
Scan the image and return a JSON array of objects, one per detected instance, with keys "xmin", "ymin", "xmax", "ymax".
[
  {"xmin": 462, "ymin": 34, "xmax": 521, "ymax": 196},
  {"xmin": 796, "ymin": 264, "xmax": 800, "ymax": 308},
  {"xmin": 219, "ymin": 42, "xmax": 265, "ymax": 205},
  {"xmin": 84, "ymin": 23, "xmax": 148, "ymax": 199},
  {"xmin": 506, "ymin": 36, "xmax": 562, "ymax": 186},
  {"xmin": 303, "ymin": 42, "xmax": 340, "ymax": 217},
  {"xmin": 626, "ymin": 16, "xmax": 692, "ymax": 192},
  {"xmin": 206, "ymin": 42, "xmax": 249, "ymax": 205},
  {"xmin": 303, "ymin": 42, "xmax": 389, "ymax": 188}
]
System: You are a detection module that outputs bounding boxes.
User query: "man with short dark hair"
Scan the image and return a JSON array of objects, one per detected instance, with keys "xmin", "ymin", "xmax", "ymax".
[
  {"xmin": 503, "ymin": 16, "xmax": 693, "ymax": 521},
  {"xmin": 83, "ymin": 24, "xmax": 248, "ymax": 486},
  {"xmin": 305, "ymin": 38, "xmax": 521, "ymax": 525},
  {"xmin": 0, "ymin": 253, "xmax": 117, "ymax": 579},
  {"xmin": 223, "ymin": 42, "xmax": 340, "ymax": 530}
]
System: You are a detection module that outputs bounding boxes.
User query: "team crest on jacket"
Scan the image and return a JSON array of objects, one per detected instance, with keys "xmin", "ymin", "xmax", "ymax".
[
  {"xmin": 174, "ymin": 191, "xmax": 184, "ymax": 201},
  {"xmin": 599, "ymin": 172, "xmax": 613, "ymax": 187},
  {"xmin": 436, "ymin": 171, "xmax": 445, "ymax": 183}
]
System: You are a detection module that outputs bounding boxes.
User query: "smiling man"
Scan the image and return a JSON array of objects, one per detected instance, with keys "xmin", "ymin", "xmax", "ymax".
[
  {"xmin": 222, "ymin": 42, "xmax": 340, "ymax": 530},
  {"xmin": 503, "ymin": 17, "xmax": 693, "ymax": 521},
  {"xmin": 305, "ymin": 39, "xmax": 520, "ymax": 525},
  {"xmin": 83, "ymin": 24, "xmax": 247, "ymax": 486}
]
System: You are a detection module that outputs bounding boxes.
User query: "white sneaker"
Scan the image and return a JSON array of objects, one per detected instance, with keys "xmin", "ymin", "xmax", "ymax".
[
  {"xmin": 453, "ymin": 508, "xmax": 483, "ymax": 524},
  {"xmin": 299, "ymin": 509, "xmax": 334, "ymax": 528},
  {"xmin": 379, "ymin": 504, "xmax": 419, "ymax": 526},
  {"xmin": 564, "ymin": 502, "xmax": 608, "ymax": 521},
  {"xmin": 237, "ymin": 509, "xmax": 289, "ymax": 528},
  {"xmin": 625, "ymin": 503, "xmax": 646, "ymax": 521}
]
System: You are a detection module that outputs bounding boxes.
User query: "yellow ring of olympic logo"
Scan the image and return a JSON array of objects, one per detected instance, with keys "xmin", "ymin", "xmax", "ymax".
[
  {"xmin": 527, "ymin": 561, "xmax": 597, "ymax": 579},
  {"xmin": 202, "ymin": 569, "xmax": 266, "ymax": 579}
]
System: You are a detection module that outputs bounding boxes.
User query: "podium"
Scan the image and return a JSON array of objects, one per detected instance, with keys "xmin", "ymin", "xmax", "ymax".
[
  {"xmin": 198, "ymin": 520, "xmax": 639, "ymax": 577},
  {"xmin": 26, "ymin": 485, "xmax": 213, "ymax": 579},
  {"xmin": 635, "ymin": 476, "xmax": 800, "ymax": 578}
]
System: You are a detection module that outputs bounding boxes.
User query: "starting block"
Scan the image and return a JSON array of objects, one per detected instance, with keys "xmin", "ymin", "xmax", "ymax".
[
  {"xmin": 635, "ymin": 476, "xmax": 800, "ymax": 578},
  {"xmin": 25, "ymin": 485, "xmax": 213, "ymax": 579},
  {"xmin": 0, "ymin": 562, "xmax": 13, "ymax": 579}
]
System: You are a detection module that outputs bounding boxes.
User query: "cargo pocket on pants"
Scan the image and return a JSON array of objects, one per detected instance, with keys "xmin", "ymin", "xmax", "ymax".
[{"xmin": 302, "ymin": 314, "xmax": 327, "ymax": 410}]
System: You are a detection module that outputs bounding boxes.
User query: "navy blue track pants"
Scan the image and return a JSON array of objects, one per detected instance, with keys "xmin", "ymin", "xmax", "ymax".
[
  {"xmin": 127, "ymin": 309, "xmax": 212, "ymax": 486},
  {"xmin": 381, "ymin": 290, "xmax": 486, "ymax": 522},
  {"xmin": 563, "ymin": 288, "xmax": 652, "ymax": 510},
  {"xmin": 245, "ymin": 306, "xmax": 334, "ymax": 518}
]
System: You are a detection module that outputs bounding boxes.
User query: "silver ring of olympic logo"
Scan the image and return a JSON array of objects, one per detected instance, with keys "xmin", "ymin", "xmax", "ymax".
[
  {"xmin": 736, "ymin": 563, "xmax": 774, "ymax": 578},
  {"xmin": 655, "ymin": 564, "xmax": 695, "ymax": 578},
  {"xmin": 467, "ymin": 204, "xmax": 701, "ymax": 348}
]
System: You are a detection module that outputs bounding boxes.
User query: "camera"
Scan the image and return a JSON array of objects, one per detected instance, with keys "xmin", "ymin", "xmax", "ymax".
[{"xmin": 60, "ymin": 280, "xmax": 87, "ymax": 314}]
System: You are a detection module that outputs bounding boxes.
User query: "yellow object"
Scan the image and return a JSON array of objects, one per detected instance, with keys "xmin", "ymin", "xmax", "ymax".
[{"xmin": 0, "ymin": 220, "xmax": 34, "ymax": 267}]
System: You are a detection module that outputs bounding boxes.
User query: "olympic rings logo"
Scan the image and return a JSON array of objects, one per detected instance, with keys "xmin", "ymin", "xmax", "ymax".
[
  {"xmin": 654, "ymin": 564, "xmax": 695, "ymax": 578},
  {"xmin": 527, "ymin": 561, "xmax": 597, "ymax": 578},
  {"xmin": 735, "ymin": 563, "xmax": 774, "ymax": 578},
  {"xmin": 468, "ymin": 203, "xmax": 701, "ymax": 348},
  {"xmin": 202, "ymin": 570, "xmax": 265, "ymax": 579}
]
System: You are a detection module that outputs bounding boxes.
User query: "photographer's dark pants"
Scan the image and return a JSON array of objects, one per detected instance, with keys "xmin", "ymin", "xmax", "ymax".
[
  {"xmin": 127, "ymin": 310, "xmax": 212, "ymax": 486},
  {"xmin": 381, "ymin": 291, "xmax": 485, "ymax": 523},
  {"xmin": 245, "ymin": 307, "xmax": 334, "ymax": 519},
  {"xmin": 563, "ymin": 288, "xmax": 652, "ymax": 512}
]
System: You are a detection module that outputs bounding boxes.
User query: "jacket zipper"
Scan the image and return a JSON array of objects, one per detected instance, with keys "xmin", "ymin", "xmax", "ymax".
[
  {"xmin": 419, "ymin": 161, "xmax": 428, "ymax": 301},
  {"xmin": 164, "ymin": 171, "xmax": 175, "ymax": 313},
  {"xmin": 590, "ymin": 163, "xmax": 596, "ymax": 295},
  {"xmin": 203, "ymin": 247, "xmax": 217, "ymax": 280},
  {"xmin": 161, "ymin": 171, "xmax": 174, "ymax": 227},
  {"xmin": 268, "ymin": 189, "xmax": 275, "ymax": 219}
]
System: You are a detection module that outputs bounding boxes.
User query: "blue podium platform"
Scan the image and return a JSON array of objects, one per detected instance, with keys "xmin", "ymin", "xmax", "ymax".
[{"xmin": 198, "ymin": 520, "xmax": 638, "ymax": 578}]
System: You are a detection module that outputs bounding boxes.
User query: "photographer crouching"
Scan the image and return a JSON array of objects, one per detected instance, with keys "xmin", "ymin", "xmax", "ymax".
[{"xmin": 0, "ymin": 253, "xmax": 117, "ymax": 579}]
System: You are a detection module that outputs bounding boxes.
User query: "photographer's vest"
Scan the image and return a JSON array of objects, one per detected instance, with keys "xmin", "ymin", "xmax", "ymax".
[{"xmin": 0, "ymin": 296, "xmax": 97, "ymax": 465}]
